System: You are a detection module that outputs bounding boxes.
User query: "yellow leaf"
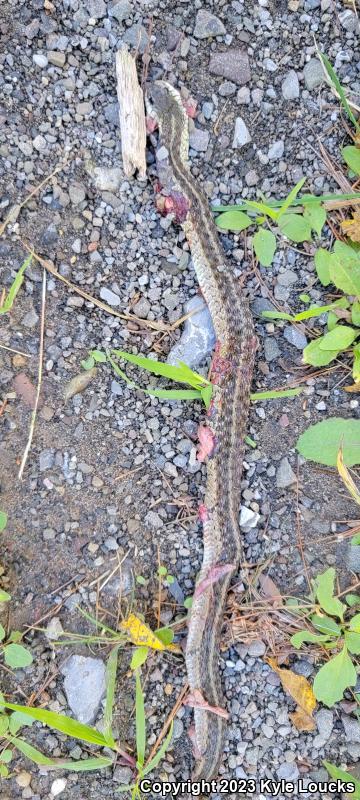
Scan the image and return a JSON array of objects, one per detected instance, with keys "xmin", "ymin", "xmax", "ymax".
[
  {"xmin": 267, "ymin": 657, "xmax": 316, "ymax": 731},
  {"xmin": 341, "ymin": 212, "xmax": 360, "ymax": 243},
  {"xmin": 120, "ymin": 613, "xmax": 181, "ymax": 653},
  {"xmin": 337, "ymin": 447, "xmax": 360, "ymax": 507}
]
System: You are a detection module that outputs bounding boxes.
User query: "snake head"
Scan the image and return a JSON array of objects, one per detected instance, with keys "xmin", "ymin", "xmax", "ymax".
[{"xmin": 146, "ymin": 81, "xmax": 187, "ymax": 127}]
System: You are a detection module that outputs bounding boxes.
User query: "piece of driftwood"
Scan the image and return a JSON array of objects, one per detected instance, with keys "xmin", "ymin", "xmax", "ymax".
[{"xmin": 115, "ymin": 47, "xmax": 146, "ymax": 179}]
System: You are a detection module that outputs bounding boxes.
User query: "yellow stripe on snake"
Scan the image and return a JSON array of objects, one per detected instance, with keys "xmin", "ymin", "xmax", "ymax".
[{"xmin": 149, "ymin": 82, "xmax": 257, "ymax": 782}]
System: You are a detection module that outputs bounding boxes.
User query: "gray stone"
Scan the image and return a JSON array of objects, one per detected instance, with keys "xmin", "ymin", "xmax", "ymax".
[
  {"xmin": 232, "ymin": 117, "xmax": 251, "ymax": 148},
  {"xmin": 339, "ymin": 9, "xmax": 360, "ymax": 32},
  {"xmin": 202, "ymin": 102, "xmax": 214, "ymax": 119},
  {"xmin": 194, "ymin": 9, "xmax": 226, "ymax": 39},
  {"xmin": 276, "ymin": 457, "xmax": 297, "ymax": 488},
  {"xmin": 263, "ymin": 58, "xmax": 278, "ymax": 72},
  {"xmin": 283, "ymin": 326, "xmax": 307, "ymax": 350},
  {"xmin": 219, "ymin": 81, "xmax": 236, "ymax": 97},
  {"xmin": 87, "ymin": 0, "xmax": 106, "ymax": 18},
  {"xmin": 304, "ymin": 0, "xmax": 320, "ymax": 7},
  {"xmin": 304, "ymin": 58, "xmax": 325, "ymax": 91},
  {"xmin": 22, "ymin": 309, "xmax": 39, "ymax": 328},
  {"xmin": 47, "ymin": 51, "xmax": 66, "ymax": 68},
  {"xmin": 264, "ymin": 337, "xmax": 280, "ymax": 362},
  {"xmin": 268, "ymin": 140, "xmax": 284, "ymax": 160},
  {"xmin": 245, "ymin": 170, "xmax": 259, "ymax": 187},
  {"xmin": 281, "ymin": 70, "xmax": 300, "ymax": 100},
  {"xmin": 247, "ymin": 639, "xmax": 266, "ymax": 657},
  {"xmin": 123, "ymin": 24, "xmax": 149, "ymax": 54},
  {"xmin": 93, "ymin": 167, "xmax": 122, "ymax": 192},
  {"xmin": 61, "ymin": 655, "xmax": 106, "ymax": 724},
  {"xmin": 251, "ymin": 297, "xmax": 276, "ymax": 316},
  {"xmin": 45, "ymin": 617, "xmax": 64, "ymax": 641},
  {"xmin": 133, "ymin": 297, "xmax": 151, "ymax": 318},
  {"xmin": 33, "ymin": 54, "xmax": 48, "ymax": 68},
  {"xmin": 342, "ymin": 715, "xmax": 360, "ymax": 743},
  {"xmin": 111, "ymin": 380, "xmax": 123, "ymax": 395},
  {"xmin": 277, "ymin": 762, "xmax": 299, "ymax": 781},
  {"xmin": 189, "ymin": 128, "xmax": 209, "ymax": 152},
  {"xmin": 240, "ymin": 506, "xmax": 260, "ymax": 531},
  {"xmin": 313, "ymin": 709, "xmax": 333, "ymax": 748},
  {"xmin": 108, "ymin": 0, "xmax": 132, "ymax": 22},
  {"xmin": 69, "ymin": 183, "xmax": 86, "ymax": 205},
  {"xmin": 39, "ymin": 449, "xmax": 55, "ymax": 472},
  {"xmin": 347, "ymin": 544, "xmax": 360, "ymax": 573},
  {"xmin": 33, "ymin": 134, "xmax": 47, "ymax": 153},
  {"xmin": 209, "ymin": 49, "xmax": 251, "ymax": 85},
  {"xmin": 113, "ymin": 766, "xmax": 133, "ymax": 784},
  {"xmin": 167, "ymin": 295, "xmax": 216, "ymax": 369},
  {"xmin": 104, "ymin": 102, "xmax": 119, "ymax": 126},
  {"xmin": 99, "ymin": 287, "xmax": 121, "ymax": 307}
]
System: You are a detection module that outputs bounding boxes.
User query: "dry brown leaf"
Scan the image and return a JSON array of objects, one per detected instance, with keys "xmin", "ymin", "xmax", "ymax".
[
  {"xmin": 341, "ymin": 212, "xmax": 360, "ymax": 242},
  {"xmin": 344, "ymin": 382, "xmax": 360, "ymax": 393},
  {"xmin": 258, "ymin": 573, "xmax": 282, "ymax": 605},
  {"xmin": 64, "ymin": 368, "xmax": 97, "ymax": 402},
  {"xmin": 267, "ymin": 657, "xmax": 316, "ymax": 731},
  {"xmin": 337, "ymin": 447, "xmax": 360, "ymax": 507}
]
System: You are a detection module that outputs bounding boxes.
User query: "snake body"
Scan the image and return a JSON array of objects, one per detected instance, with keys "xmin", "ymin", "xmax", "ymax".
[{"xmin": 150, "ymin": 82, "xmax": 257, "ymax": 782}]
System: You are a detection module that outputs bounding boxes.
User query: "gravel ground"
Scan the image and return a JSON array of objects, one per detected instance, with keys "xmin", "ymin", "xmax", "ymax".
[{"xmin": 1, "ymin": 0, "xmax": 360, "ymax": 798}]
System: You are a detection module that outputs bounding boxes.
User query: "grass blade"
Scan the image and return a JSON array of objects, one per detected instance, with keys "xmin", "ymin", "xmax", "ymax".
[
  {"xmin": 250, "ymin": 388, "xmax": 301, "ymax": 401},
  {"xmin": 276, "ymin": 178, "xmax": 306, "ymax": 220},
  {"xmin": 212, "ymin": 191, "xmax": 360, "ymax": 214},
  {"xmin": 104, "ymin": 647, "xmax": 119, "ymax": 746},
  {"xmin": 318, "ymin": 52, "xmax": 359, "ymax": 130},
  {"xmin": 10, "ymin": 737, "xmax": 113, "ymax": 771},
  {"xmin": 111, "ymin": 350, "xmax": 202, "ymax": 387},
  {"xmin": 142, "ymin": 721, "xmax": 173, "ymax": 777},
  {"xmin": 2, "ymin": 703, "xmax": 109, "ymax": 747},
  {"xmin": 0, "ymin": 255, "xmax": 32, "ymax": 315},
  {"xmin": 8, "ymin": 736, "xmax": 55, "ymax": 765},
  {"xmin": 135, "ymin": 670, "xmax": 146, "ymax": 769}
]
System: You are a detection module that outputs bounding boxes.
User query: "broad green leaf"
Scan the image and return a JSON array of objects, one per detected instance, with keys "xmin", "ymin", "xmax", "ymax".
[
  {"xmin": 314, "ymin": 569, "xmax": 346, "ymax": 620},
  {"xmin": 318, "ymin": 52, "xmax": 359, "ymax": 129},
  {"xmin": 136, "ymin": 575, "xmax": 147, "ymax": 586},
  {"xmin": 158, "ymin": 566, "xmax": 167, "ymax": 577},
  {"xmin": 81, "ymin": 356, "xmax": 95, "ymax": 370},
  {"xmin": 200, "ymin": 384, "xmax": 213, "ymax": 409},
  {"xmin": 303, "ymin": 203, "xmax": 326, "ymax": 236},
  {"xmin": 330, "ymin": 241, "xmax": 360, "ymax": 295},
  {"xmin": 349, "ymin": 612, "xmax": 360, "ymax": 633},
  {"xmin": 294, "ymin": 297, "xmax": 349, "ymax": 322},
  {"xmin": 2, "ymin": 703, "xmax": 109, "ymax": 746},
  {"xmin": 352, "ymin": 302, "xmax": 360, "ymax": 327},
  {"xmin": 142, "ymin": 721, "xmax": 174, "ymax": 777},
  {"xmin": 352, "ymin": 534, "xmax": 360, "ymax": 545},
  {"xmin": 130, "ymin": 647, "xmax": 149, "ymax": 670},
  {"xmin": 253, "ymin": 229, "xmax": 277, "ymax": 267},
  {"xmin": 4, "ymin": 644, "xmax": 33, "ymax": 669},
  {"xmin": 0, "ymin": 624, "xmax": 5, "ymax": 641},
  {"xmin": 276, "ymin": 177, "xmax": 306, "ymax": 220},
  {"xmin": 310, "ymin": 614, "xmax": 342, "ymax": 636},
  {"xmin": 318, "ymin": 325, "xmax": 357, "ymax": 351},
  {"xmin": 313, "ymin": 645, "xmax": 356, "ymax": 706},
  {"xmin": 0, "ymin": 511, "xmax": 7, "ymax": 532},
  {"xmin": 342, "ymin": 146, "xmax": 360, "ymax": 176},
  {"xmin": 104, "ymin": 646, "xmax": 119, "ymax": 746},
  {"xmin": 278, "ymin": 214, "xmax": 312, "ymax": 243},
  {"xmin": 0, "ymin": 749, "xmax": 12, "ymax": 763},
  {"xmin": 299, "ymin": 293, "xmax": 311, "ymax": 303},
  {"xmin": 327, "ymin": 311, "xmax": 338, "ymax": 332},
  {"xmin": 345, "ymin": 631, "xmax": 360, "ymax": 654},
  {"xmin": 346, "ymin": 593, "xmax": 360, "ymax": 607},
  {"xmin": 215, "ymin": 210, "xmax": 252, "ymax": 231},
  {"xmin": 324, "ymin": 761, "xmax": 360, "ymax": 799},
  {"xmin": 135, "ymin": 669, "xmax": 146, "ymax": 769},
  {"xmin": 290, "ymin": 630, "xmax": 332, "ymax": 648},
  {"xmin": 0, "ymin": 255, "xmax": 32, "ymax": 315},
  {"xmin": 0, "ymin": 590, "xmax": 10, "ymax": 602},
  {"xmin": 0, "ymin": 764, "xmax": 8, "ymax": 777},
  {"xmin": 303, "ymin": 338, "xmax": 340, "ymax": 367},
  {"xmin": 353, "ymin": 345, "xmax": 360, "ymax": 382},
  {"xmin": 261, "ymin": 310, "xmax": 293, "ymax": 321},
  {"xmin": 314, "ymin": 248, "xmax": 331, "ymax": 286},
  {"xmin": 9, "ymin": 711, "xmax": 34, "ymax": 735},
  {"xmin": 0, "ymin": 715, "xmax": 9, "ymax": 735},
  {"xmin": 155, "ymin": 627, "xmax": 174, "ymax": 646},
  {"xmin": 184, "ymin": 597, "xmax": 193, "ymax": 609},
  {"xmin": 90, "ymin": 350, "xmax": 107, "ymax": 363},
  {"xmin": 250, "ymin": 388, "xmax": 301, "ymax": 401},
  {"xmin": 296, "ymin": 418, "xmax": 360, "ymax": 466}
]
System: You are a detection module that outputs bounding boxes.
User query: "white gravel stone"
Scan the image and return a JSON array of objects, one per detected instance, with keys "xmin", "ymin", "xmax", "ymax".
[
  {"xmin": 232, "ymin": 117, "xmax": 251, "ymax": 148},
  {"xmin": 51, "ymin": 778, "xmax": 67, "ymax": 796},
  {"xmin": 268, "ymin": 140, "xmax": 284, "ymax": 160},
  {"xmin": 33, "ymin": 53, "xmax": 48, "ymax": 67},
  {"xmin": 281, "ymin": 70, "xmax": 300, "ymax": 100}
]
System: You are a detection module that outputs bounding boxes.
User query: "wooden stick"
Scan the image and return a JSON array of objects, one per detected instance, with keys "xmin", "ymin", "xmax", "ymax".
[{"xmin": 115, "ymin": 47, "xmax": 146, "ymax": 179}]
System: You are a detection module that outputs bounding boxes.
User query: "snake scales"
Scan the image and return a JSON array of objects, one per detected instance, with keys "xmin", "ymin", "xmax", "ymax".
[{"xmin": 149, "ymin": 82, "xmax": 257, "ymax": 782}]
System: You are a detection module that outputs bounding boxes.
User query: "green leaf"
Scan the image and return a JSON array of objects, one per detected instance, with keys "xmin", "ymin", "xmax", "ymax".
[
  {"xmin": 90, "ymin": 350, "xmax": 107, "ymax": 363},
  {"xmin": 276, "ymin": 178, "xmax": 306, "ymax": 220},
  {"xmin": 111, "ymin": 350, "xmax": 208, "ymax": 390},
  {"xmin": 0, "ymin": 511, "xmax": 7, "ymax": 533},
  {"xmin": 349, "ymin": 612, "xmax": 360, "ymax": 632},
  {"xmin": 4, "ymin": 644, "xmax": 33, "ymax": 669},
  {"xmin": 318, "ymin": 52, "xmax": 359, "ymax": 130},
  {"xmin": 9, "ymin": 736, "xmax": 59, "ymax": 766},
  {"xmin": 352, "ymin": 302, "xmax": 360, "ymax": 327},
  {"xmin": 130, "ymin": 647, "xmax": 149, "ymax": 671},
  {"xmin": 253, "ymin": 229, "xmax": 277, "ymax": 267},
  {"xmin": 200, "ymin": 384, "xmax": 213, "ymax": 410},
  {"xmin": 135, "ymin": 670, "xmax": 146, "ymax": 769},
  {"xmin": 136, "ymin": 575, "xmax": 147, "ymax": 586},
  {"xmin": 242, "ymin": 199, "xmax": 279, "ymax": 221},
  {"xmin": 324, "ymin": 761, "xmax": 360, "ymax": 800},
  {"xmin": 318, "ymin": 326, "xmax": 357, "ymax": 351},
  {"xmin": 314, "ymin": 569, "xmax": 346, "ymax": 620},
  {"xmin": 0, "ymin": 764, "xmax": 9, "ymax": 777},
  {"xmin": 155, "ymin": 627, "xmax": 174, "ymax": 646},
  {"xmin": 81, "ymin": 356, "xmax": 95, "ymax": 370},
  {"xmin": 0, "ymin": 255, "xmax": 32, "ymax": 315},
  {"xmin": 261, "ymin": 310, "xmax": 293, "ymax": 321},
  {"xmin": 250, "ymin": 388, "xmax": 301, "ymax": 401},
  {"xmin": 330, "ymin": 241, "xmax": 360, "ymax": 296},
  {"xmin": 290, "ymin": 630, "xmax": 332, "ymax": 648},
  {"xmin": 353, "ymin": 345, "xmax": 360, "ymax": 382},
  {"xmin": 278, "ymin": 214, "xmax": 312, "ymax": 243},
  {"xmin": 345, "ymin": 631, "xmax": 360, "ymax": 654},
  {"xmin": 303, "ymin": 203, "xmax": 326, "ymax": 236},
  {"xmin": 165, "ymin": 575, "xmax": 174, "ymax": 585},
  {"xmin": 141, "ymin": 721, "xmax": 174, "ymax": 777},
  {"xmin": 1, "ymin": 703, "xmax": 110, "ymax": 747},
  {"xmin": 9, "ymin": 711, "xmax": 34, "ymax": 735},
  {"xmin": 184, "ymin": 597, "xmax": 193, "ymax": 609},
  {"xmin": 313, "ymin": 645, "xmax": 356, "ymax": 706},
  {"xmin": 327, "ymin": 311, "xmax": 338, "ymax": 332},
  {"xmin": 158, "ymin": 566, "xmax": 167, "ymax": 577},
  {"xmin": 0, "ymin": 715, "xmax": 9, "ymax": 735},
  {"xmin": 0, "ymin": 590, "xmax": 11, "ymax": 602},
  {"xmin": 315, "ymin": 248, "xmax": 331, "ymax": 286},
  {"xmin": 215, "ymin": 210, "xmax": 253, "ymax": 231},
  {"xmin": 104, "ymin": 647, "xmax": 119, "ymax": 747},
  {"xmin": 303, "ymin": 338, "xmax": 340, "ymax": 367},
  {"xmin": 342, "ymin": 146, "xmax": 360, "ymax": 177},
  {"xmin": 346, "ymin": 593, "xmax": 360, "ymax": 607},
  {"xmin": 0, "ymin": 749, "xmax": 12, "ymax": 763},
  {"xmin": 294, "ymin": 298, "xmax": 349, "ymax": 322},
  {"xmin": 0, "ymin": 624, "xmax": 5, "ymax": 642},
  {"xmin": 310, "ymin": 614, "xmax": 342, "ymax": 636},
  {"xmin": 296, "ymin": 418, "xmax": 360, "ymax": 466},
  {"xmin": 54, "ymin": 756, "xmax": 113, "ymax": 772}
]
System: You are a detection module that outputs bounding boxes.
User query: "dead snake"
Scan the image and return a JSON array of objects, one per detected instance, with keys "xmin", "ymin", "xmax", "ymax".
[{"xmin": 149, "ymin": 81, "xmax": 257, "ymax": 782}]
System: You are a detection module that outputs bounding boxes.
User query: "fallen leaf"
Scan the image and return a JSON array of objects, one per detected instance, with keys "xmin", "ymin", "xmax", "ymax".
[
  {"xmin": 267, "ymin": 657, "xmax": 316, "ymax": 731},
  {"xmin": 258, "ymin": 574, "xmax": 283, "ymax": 605},
  {"xmin": 341, "ymin": 212, "xmax": 360, "ymax": 242},
  {"xmin": 13, "ymin": 373, "xmax": 37, "ymax": 409},
  {"xmin": 120, "ymin": 613, "xmax": 181, "ymax": 654},
  {"xmin": 337, "ymin": 447, "xmax": 360, "ymax": 507},
  {"xmin": 64, "ymin": 368, "xmax": 97, "ymax": 402}
]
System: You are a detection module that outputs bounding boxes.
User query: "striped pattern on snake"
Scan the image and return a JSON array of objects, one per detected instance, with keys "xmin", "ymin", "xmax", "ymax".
[{"xmin": 148, "ymin": 81, "xmax": 257, "ymax": 782}]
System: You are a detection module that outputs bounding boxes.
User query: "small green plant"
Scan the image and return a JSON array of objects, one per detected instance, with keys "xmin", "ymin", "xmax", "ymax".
[
  {"xmin": 0, "ymin": 627, "xmax": 33, "ymax": 670},
  {"xmin": 296, "ymin": 418, "xmax": 360, "ymax": 467},
  {"xmin": 324, "ymin": 760, "xmax": 360, "ymax": 798},
  {"xmin": 0, "ymin": 255, "xmax": 32, "ymax": 315},
  {"xmin": 290, "ymin": 568, "xmax": 360, "ymax": 707}
]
